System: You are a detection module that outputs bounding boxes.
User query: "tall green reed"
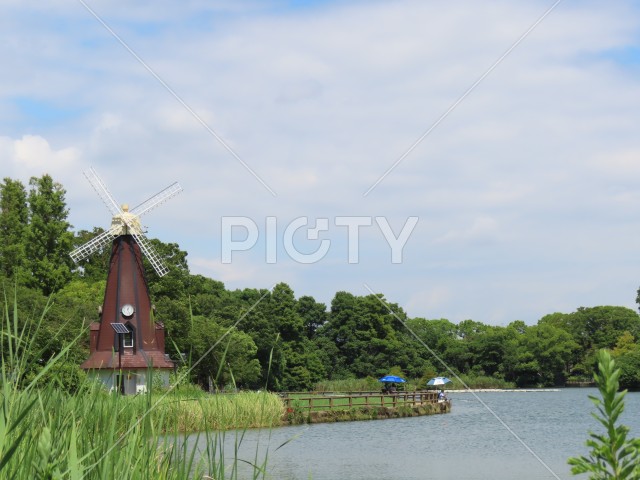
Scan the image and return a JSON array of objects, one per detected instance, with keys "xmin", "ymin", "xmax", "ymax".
[{"xmin": 0, "ymin": 288, "xmax": 285, "ymax": 479}]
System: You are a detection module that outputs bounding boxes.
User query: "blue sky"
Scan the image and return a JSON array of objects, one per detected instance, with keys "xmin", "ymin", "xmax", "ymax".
[{"xmin": 2, "ymin": 0, "xmax": 640, "ymax": 325}]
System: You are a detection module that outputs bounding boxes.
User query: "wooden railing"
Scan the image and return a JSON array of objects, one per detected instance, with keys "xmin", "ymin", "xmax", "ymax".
[{"xmin": 281, "ymin": 391, "xmax": 440, "ymax": 412}]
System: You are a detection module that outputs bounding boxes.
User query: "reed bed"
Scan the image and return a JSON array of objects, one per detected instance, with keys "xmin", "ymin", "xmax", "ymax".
[
  {"xmin": 1, "ymin": 368, "xmax": 195, "ymax": 478},
  {"xmin": 151, "ymin": 392, "xmax": 284, "ymax": 431}
]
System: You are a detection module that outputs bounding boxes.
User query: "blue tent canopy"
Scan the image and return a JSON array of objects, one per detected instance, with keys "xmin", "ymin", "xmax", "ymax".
[{"xmin": 379, "ymin": 375, "xmax": 406, "ymax": 383}]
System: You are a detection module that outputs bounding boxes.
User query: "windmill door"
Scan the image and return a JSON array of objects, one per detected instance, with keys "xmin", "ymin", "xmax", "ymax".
[
  {"xmin": 115, "ymin": 373, "xmax": 137, "ymax": 395},
  {"xmin": 125, "ymin": 375, "xmax": 136, "ymax": 395}
]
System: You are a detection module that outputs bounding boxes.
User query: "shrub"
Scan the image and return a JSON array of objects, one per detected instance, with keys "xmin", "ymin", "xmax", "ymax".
[{"xmin": 568, "ymin": 349, "xmax": 640, "ymax": 479}]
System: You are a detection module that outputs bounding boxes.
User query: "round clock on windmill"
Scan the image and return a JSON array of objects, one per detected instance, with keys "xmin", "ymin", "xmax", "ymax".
[{"xmin": 71, "ymin": 167, "xmax": 182, "ymax": 395}]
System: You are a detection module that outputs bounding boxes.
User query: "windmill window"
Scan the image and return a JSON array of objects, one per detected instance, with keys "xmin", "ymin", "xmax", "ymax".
[{"xmin": 123, "ymin": 329, "xmax": 134, "ymax": 348}]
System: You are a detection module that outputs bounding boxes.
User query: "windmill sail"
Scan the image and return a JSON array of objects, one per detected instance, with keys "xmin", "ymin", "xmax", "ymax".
[
  {"xmin": 132, "ymin": 232, "xmax": 169, "ymax": 277},
  {"xmin": 84, "ymin": 167, "xmax": 123, "ymax": 216},
  {"xmin": 131, "ymin": 182, "xmax": 182, "ymax": 217},
  {"xmin": 70, "ymin": 167, "xmax": 181, "ymax": 277},
  {"xmin": 70, "ymin": 226, "xmax": 120, "ymax": 263}
]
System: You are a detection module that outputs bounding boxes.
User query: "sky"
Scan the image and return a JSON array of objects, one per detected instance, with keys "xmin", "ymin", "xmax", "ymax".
[{"xmin": 2, "ymin": 0, "xmax": 640, "ymax": 325}]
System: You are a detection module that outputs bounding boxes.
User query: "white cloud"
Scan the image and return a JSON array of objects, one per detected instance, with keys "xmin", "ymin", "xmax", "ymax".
[
  {"xmin": 2, "ymin": 0, "xmax": 640, "ymax": 323},
  {"xmin": 0, "ymin": 134, "xmax": 80, "ymax": 173},
  {"xmin": 590, "ymin": 149, "xmax": 640, "ymax": 178}
]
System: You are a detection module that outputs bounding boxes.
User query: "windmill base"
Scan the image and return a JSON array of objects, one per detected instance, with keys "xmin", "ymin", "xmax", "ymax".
[{"xmin": 88, "ymin": 369, "xmax": 170, "ymax": 395}]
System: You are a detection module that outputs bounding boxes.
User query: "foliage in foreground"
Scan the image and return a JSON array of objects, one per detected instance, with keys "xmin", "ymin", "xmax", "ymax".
[
  {"xmin": 568, "ymin": 350, "xmax": 640, "ymax": 479},
  {"xmin": 0, "ymin": 294, "xmax": 283, "ymax": 479}
]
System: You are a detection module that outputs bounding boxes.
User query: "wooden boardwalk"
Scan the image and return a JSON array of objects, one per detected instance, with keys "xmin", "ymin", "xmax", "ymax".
[{"xmin": 282, "ymin": 391, "xmax": 441, "ymax": 412}]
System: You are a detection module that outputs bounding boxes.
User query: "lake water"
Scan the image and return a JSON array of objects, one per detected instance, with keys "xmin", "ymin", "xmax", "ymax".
[{"xmin": 187, "ymin": 388, "xmax": 640, "ymax": 479}]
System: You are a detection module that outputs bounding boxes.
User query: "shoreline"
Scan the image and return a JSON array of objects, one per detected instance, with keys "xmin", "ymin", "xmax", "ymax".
[
  {"xmin": 282, "ymin": 400, "xmax": 452, "ymax": 425},
  {"xmin": 447, "ymin": 388, "xmax": 561, "ymax": 393}
]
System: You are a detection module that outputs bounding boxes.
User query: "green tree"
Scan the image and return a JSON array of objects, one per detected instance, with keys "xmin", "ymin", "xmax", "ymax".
[
  {"xmin": 398, "ymin": 317, "xmax": 457, "ymax": 381},
  {"xmin": 155, "ymin": 295, "xmax": 191, "ymax": 357},
  {"xmin": 403, "ymin": 317, "xmax": 458, "ymax": 354},
  {"xmin": 0, "ymin": 279, "xmax": 90, "ymax": 392},
  {"xmin": 151, "ymin": 257, "xmax": 224, "ymax": 361},
  {"xmin": 278, "ymin": 341, "xmax": 326, "ymax": 391},
  {"xmin": 231, "ymin": 287, "xmax": 285, "ymax": 389},
  {"xmin": 0, "ymin": 178, "xmax": 28, "ymax": 279},
  {"xmin": 296, "ymin": 295, "xmax": 327, "ymax": 339},
  {"xmin": 610, "ymin": 332, "xmax": 640, "ymax": 390},
  {"xmin": 456, "ymin": 319, "xmax": 488, "ymax": 339},
  {"xmin": 545, "ymin": 307, "xmax": 640, "ymax": 353},
  {"xmin": 612, "ymin": 332, "xmax": 637, "ymax": 357},
  {"xmin": 318, "ymin": 292, "xmax": 408, "ymax": 379},
  {"xmin": 506, "ymin": 323, "xmax": 578, "ymax": 386},
  {"xmin": 614, "ymin": 351, "xmax": 640, "ymax": 391},
  {"xmin": 540, "ymin": 307, "xmax": 639, "ymax": 383},
  {"xmin": 467, "ymin": 325, "xmax": 510, "ymax": 377},
  {"xmin": 270, "ymin": 283, "xmax": 304, "ymax": 343},
  {"xmin": 146, "ymin": 239, "xmax": 190, "ymax": 300},
  {"xmin": 502, "ymin": 322, "xmax": 538, "ymax": 386},
  {"xmin": 22, "ymin": 175, "xmax": 74, "ymax": 295},
  {"xmin": 268, "ymin": 283, "xmax": 326, "ymax": 391},
  {"xmin": 568, "ymin": 349, "xmax": 640, "ymax": 479},
  {"xmin": 186, "ymin": 315, "xmax": 261, "ymax": 389}
]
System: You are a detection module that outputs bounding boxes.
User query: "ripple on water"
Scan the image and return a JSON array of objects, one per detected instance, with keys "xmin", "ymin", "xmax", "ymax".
[{"xmin": 186, "ymin": 389, "xmax": 640, "ymax": 480}]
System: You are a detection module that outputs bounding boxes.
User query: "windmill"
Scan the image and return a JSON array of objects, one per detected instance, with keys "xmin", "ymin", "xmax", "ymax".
[{"xmin": 73, "ymin": 167, "xmax": 182, "ymax": 394}]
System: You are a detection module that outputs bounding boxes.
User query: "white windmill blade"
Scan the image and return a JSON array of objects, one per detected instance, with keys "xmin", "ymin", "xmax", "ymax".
[
  {"xmin": 131, "ymin": 232, "xmax": 169, "ymax": 277},
  {"xmin": 131, "ymin": 182, "xmax": 183, "ymax": 218},
  {"xmin": 70, "ymin": 227, "xmax": 119, "ymax": 263},
  {"xmin": 84, "ymin": 167, "xmax": 123, "ymax": 217}
]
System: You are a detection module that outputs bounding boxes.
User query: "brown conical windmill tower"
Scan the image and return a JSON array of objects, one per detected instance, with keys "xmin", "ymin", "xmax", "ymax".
[{"xmin": 71, "ymin": 167, "xmax": 181, "ymax": 394}]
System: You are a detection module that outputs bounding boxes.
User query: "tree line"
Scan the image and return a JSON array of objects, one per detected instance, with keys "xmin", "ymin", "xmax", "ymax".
[{"xmin": 2, "ymin": 175, "xmax": 640, "ymax": 392}]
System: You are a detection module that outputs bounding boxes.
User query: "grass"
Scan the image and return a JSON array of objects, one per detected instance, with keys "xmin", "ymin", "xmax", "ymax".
[
  {"xmin": 0, "ymin": 291, "xmax": 284, "ymax": 479},
  {"xmin": 314, "ymin": 377, "xmax": 380, "ymax": 392},
  {"xmin": 150, "ymin": 392, "xmax": 284, "ymax": 431}
]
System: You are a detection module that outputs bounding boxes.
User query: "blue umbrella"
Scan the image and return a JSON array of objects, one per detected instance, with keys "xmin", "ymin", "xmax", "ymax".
[
  {"xmin": 426, "ymin": 376, "xmax": 452, "ymax": 386},
  {"xmin": 379, "ymin": 375, "xmax": 406, "ymax": 383}
]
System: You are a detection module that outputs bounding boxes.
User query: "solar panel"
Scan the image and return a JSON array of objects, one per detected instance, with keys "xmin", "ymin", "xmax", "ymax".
[{"xmin": 111, "ymin": 323, "xmax": 129, "ymax": 334}]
